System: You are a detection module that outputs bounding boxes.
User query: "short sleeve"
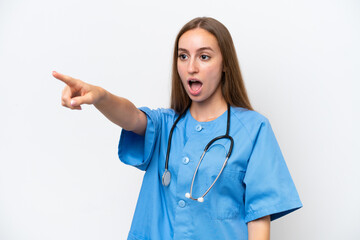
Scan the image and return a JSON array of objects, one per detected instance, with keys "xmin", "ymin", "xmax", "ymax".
[
  {"xmin": 118, "ymin": 107, "xmax": 160, "ymax": 171},
  {"xmin": 243, "ymin": 119, "xmax": 302, "ymax": 223}
]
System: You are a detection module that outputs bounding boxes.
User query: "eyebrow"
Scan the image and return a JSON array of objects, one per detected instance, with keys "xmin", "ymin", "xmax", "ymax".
[{"xmin": 178, "ymin": 47, "xmax": 214, "ymax": 53}]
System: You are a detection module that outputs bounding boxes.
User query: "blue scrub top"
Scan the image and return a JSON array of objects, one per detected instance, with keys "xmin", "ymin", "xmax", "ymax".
[{"xmin": 118, "ymin": 106, "xmax": 302, "ymax": 240}]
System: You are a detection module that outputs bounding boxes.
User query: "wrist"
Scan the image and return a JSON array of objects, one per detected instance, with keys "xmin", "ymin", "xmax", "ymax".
[{"xmin": 94, "ymin": 86, "xmax": 108, "ymax": 106}]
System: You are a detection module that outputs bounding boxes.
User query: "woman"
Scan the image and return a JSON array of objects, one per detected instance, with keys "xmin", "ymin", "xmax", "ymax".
[{"xmin": 53, "ymin": 17, "xmax": 302, "ymax": 240}]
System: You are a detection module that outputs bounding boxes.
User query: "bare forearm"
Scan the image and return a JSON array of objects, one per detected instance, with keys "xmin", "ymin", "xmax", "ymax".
[
  {"xmin": 94, "ymin": 88, "xmax": 147, "ymax": 135},
  {"xmin": 248, "ymin": 215, "xmax": 270, "ymax": 240}
]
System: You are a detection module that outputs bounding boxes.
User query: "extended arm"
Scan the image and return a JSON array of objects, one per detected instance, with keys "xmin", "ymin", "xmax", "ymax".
[
  {"xmin": 53, "ymin": 71, "xmax": 147, "ymax": 135},
  {"xmin": 247, "ymin": 215, "xmax": 270, "ymax": 240}
]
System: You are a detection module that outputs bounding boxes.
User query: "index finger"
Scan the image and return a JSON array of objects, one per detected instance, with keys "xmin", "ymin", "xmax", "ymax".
[{"xmin": 52, "ymin": 71, "xmax": 78, "ymax": 87}]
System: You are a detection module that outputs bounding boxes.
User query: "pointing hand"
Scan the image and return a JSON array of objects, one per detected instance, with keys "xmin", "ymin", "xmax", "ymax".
[{"xmin": 53, "ymin": 71, "xmax": 103, "ymax": 110}]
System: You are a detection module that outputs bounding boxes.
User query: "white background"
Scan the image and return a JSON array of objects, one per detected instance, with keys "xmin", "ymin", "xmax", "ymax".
[{"xmin": 1, "ymin": 0, "xmax": 359, "ymax": 239}]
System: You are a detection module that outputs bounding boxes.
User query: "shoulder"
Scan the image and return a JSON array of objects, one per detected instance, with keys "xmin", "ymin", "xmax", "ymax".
[
  {"xmin": 231, "ymin": 106, "xmax": 269, "ymax": 125},
  {"xmin": 230, "ymin": 107, "xmax": 271, "ymax": 142}
]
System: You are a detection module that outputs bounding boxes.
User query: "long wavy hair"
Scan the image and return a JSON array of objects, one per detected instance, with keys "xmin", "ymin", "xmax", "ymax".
[{"xmin": 170, "ymin": 17, "xmax": 253, "ymax": 113}]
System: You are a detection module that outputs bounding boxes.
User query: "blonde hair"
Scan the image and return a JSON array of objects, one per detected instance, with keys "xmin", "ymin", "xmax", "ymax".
[{"xmin": 170, "ymin": 17, "xmax": 253, "ymax": 113}]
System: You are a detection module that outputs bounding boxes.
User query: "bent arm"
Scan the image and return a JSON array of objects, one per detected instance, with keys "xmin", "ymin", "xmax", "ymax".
[
  {"xmin": 94, "ymin": 88, "xmax": 147, "ymax": 135},
  {"xmin": 247, "ymin": 215, "xmax": 270, "ymax": 240}
]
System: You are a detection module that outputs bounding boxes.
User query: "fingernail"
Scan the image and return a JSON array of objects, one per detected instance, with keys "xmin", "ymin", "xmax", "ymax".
[{"xmin": 71, "ymin": 99, "xmax": 76, "ymax": 106}]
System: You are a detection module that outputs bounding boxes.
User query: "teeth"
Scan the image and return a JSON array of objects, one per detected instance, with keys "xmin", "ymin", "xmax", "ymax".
[{"xmin": 189, "ymin": 79, "xmax": 199, "ymax": 83}]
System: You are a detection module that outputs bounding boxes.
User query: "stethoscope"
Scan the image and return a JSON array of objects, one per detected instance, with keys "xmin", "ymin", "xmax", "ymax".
[{"xmin": 162, "ymin": 103, "xmax": 234, "ymax": 202}]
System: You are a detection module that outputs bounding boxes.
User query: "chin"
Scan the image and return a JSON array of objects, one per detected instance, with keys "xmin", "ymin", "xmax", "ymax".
[{"xmin": 188, "ymin": 96, "xmax": 208, "ymax": 104}]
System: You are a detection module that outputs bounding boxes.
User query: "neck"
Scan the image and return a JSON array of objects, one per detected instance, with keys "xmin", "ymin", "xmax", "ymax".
[{"xmin": 190, "ymin": 96, "xmax": 228, "ymax": 122}]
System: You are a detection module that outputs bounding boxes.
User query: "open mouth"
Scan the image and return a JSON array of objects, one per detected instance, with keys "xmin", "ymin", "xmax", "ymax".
[{"xmin": 188, "ymin": 79, "xmax": 203, "ymax": 95}]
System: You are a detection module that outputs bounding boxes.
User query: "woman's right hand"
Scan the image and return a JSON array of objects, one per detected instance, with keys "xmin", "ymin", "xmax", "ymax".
[
  {"xmin": 53, "ymin": 70, "xmax": 147, "ymax": 135},
  {"xmin": 52, "ymin": 71, "xmax": 104, "ymax": 110}
]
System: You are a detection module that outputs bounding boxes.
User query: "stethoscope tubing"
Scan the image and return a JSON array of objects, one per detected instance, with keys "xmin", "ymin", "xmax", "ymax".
[{"xmin": 163, "ymin": 103, "xmax": 233, "ymax": 202}]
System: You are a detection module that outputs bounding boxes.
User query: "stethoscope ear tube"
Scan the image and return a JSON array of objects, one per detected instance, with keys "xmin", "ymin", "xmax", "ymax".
[
  {"xmin": 226, "ymin": 136, "xmax": 234, "ymax": 159},
  {"xmin": 204, "ymin": 135, "xmax": 234, "ymax": 158},
  {"xmin": 186, "ymin": 134, "xmax": 233, "ymax": 202}
]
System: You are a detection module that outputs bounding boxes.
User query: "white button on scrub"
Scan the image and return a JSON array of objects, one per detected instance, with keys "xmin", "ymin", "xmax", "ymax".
[
  {"xmin": 178, "ymin": 200, "xmax": 186, "ymax": 208},
  {"xmin": 182, "ymin": 157, "xmax": 190, "ymax": 165},
  {"xmin": 195, "ymin": 124, "xmax": 202, "ymax": 132}
]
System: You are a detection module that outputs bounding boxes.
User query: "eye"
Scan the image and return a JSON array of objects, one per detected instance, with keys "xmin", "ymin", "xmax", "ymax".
[
  {"xmin": 178, "ymin": 54, "xmax": 188, "ymax": 60},
  {"xmin": 200, "ymin": 55, "xmax": 210, "ymax": 60}
]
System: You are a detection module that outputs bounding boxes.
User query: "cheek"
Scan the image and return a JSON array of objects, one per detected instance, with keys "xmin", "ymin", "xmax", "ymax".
[
  {"xmin": 177, "ymin": 63, "xmax": 187, "ymax": 82},
  {"xmin": 204, "ymin": 63, "xmax": 223, "ymax": 82}
]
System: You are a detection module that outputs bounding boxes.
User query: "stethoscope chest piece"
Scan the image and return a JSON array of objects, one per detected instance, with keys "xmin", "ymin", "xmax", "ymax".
[{"xmin": 162, "ymin": 170, "xmax": 171, "ymax": 187}]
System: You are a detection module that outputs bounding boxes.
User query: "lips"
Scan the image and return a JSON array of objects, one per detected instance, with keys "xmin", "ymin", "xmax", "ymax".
[{"xmin": 188, "ymin": 78, "xmax": 203, "ymax": 96}]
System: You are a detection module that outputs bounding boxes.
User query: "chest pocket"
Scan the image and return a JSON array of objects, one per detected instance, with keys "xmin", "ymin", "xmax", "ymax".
[
  {"xmin": 191, "ymin": 141, "xmax": 246, "ymax": 220},
  {"xmin": 208, "ymin": 168, "xmax": 245, "ymax": 220}
]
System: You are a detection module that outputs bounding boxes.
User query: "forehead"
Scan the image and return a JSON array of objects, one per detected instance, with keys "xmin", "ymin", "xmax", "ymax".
[{"xmin": 178, "ymin": 28, "xmax": 220, "ymax": 51}]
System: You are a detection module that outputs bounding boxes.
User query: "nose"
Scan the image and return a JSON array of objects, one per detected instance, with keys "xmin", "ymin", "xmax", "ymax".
[{"xmin": 187, "ymin": 58, "xmax": 199, "ymax": 74}]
